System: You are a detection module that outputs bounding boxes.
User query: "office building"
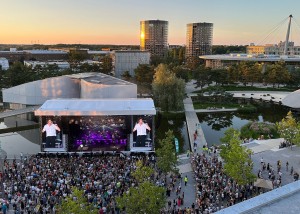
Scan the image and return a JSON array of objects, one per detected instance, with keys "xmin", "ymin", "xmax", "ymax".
[
  {"xmin": 140, "ymin": 20, "xmax": 168, "ymax": 58},
  {"xmin": 186, "ymin": 22, "xmax": 213, "ymax": 58},
  {"xmin": 113, "ymin": 50, "xmax": 150, "ymax": 78}
]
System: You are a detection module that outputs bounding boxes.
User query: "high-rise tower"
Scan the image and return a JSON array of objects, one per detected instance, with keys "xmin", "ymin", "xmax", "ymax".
[
  {"xmin": 186, "ymin": 22, "xmax": 213, "ymax": 59},
  {"xmin": 140, "ymin": 20, "xmax": 168, "ymax": 58}
]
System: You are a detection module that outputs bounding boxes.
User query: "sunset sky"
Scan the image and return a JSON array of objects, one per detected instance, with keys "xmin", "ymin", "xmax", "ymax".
[{"xmin": 1, "ymin": 0, "xmax": 300, "ymax": 45}]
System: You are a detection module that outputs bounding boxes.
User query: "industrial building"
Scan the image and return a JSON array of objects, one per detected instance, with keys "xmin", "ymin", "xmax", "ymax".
[
  {"xmin": 0, "ymin": 49, "xmax": 69, "ymax": 62},
  {"xmin": 0, "ymin": 57, "xmax": 9, "ymax": 70},
  {"xmin": 199, "ymin": 54, "xmax": 300, "ymax": 69},
  {"xmin": 140, "ymin": 20, "xmax": 168, "ymax": 58},
  {"xmin": 24, "ymin": 60, "xmax": 70, "ymax": 69},
  {"xmin": 2, "ymin": 72, "xmax": 137, "ymax": 109},
  {"xmin": 186, "ymin": 22, "xmax": 213, "ymax": 58},
  {"xmin": 113, "ymin": 50, "xmax": 150, "ymax": 78}
]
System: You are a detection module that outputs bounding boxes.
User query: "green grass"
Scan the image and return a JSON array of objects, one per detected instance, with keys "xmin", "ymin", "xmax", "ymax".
[
  {"xmin": 194, "ymin": 85, "xmax": 296, "ymax": 93},
  {"xmin": 193, "ymin": 102, "xmax": 240, "ymax": 109}
]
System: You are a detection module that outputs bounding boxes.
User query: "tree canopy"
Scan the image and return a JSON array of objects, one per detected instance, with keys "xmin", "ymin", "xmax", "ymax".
[
  {"xmin": 220, "ymin": 128, "xmax": 255, "ymax": 185},
  {"xmin": 156, "ymin": 130, "xmax": 178, "ymax": 174},
  {"xmin": 152, "ymin": 64, "xmax": 185, "ymax": 112},
  {"xmin": 116, "ymin": 181, "xmax": 166, "ymax": 214},
  {"xmin": 276, "ymin": 111, "xmax": 300, "ymax": 145},
  {"xmin": 58, "ymin": 187, "xmax": 98, "ymax": 214}
]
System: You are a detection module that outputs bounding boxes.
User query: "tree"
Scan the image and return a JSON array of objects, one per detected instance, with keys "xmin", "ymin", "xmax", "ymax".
[
  {"xmin": 121, "ymin": 70, "xmax": 132, "ymax": 80},
  {"xmin": 132, "ymin": 160, "xmax": 154, "ymax": 183},
  {"xmin": 185, "ymin": 56, "xmax": 202, "ymax": 70},
  {"xmin": 220, "ymin": 128, "xmax": 255, "ymax": 185},
  {"xmin": 134, "ymin": 64, "xmax": 155, "ymax": 84},
  {"xmin": 100, "ymin": 55, "xmax": 112, "ymax": 74},
  {"xmin": 194, "ymin": 66, "xmax": 212, "ymax": 88},
  {"xmin": 58, "ymin": 187, "xmax": 98, "ymax": 214},
  {"xmin": 171, "ymin": 65, "xmax": 190, "ymax": 82},
  {"xmin": 276, "ymin": 111, "xmax": 300, "ymax": 146},
  {"xmin": 265, "ymin": 61, "xmax": 290, "ymax": 87},
  {"xmin": 116, "ymin": 181, "xmax": 166, "ymax": 214},
  {"xmin": 156, "ymin": 130, "xmax": 178, "ymax": 174},
  {"xmin": 152, "ymin": 64, "xmax": 185, "ymax": 112}
]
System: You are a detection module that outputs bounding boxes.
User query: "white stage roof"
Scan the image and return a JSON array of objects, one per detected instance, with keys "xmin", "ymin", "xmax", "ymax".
[{"xmin": 35, "ymin": 99, "xmax": 156, "ymax": 116}]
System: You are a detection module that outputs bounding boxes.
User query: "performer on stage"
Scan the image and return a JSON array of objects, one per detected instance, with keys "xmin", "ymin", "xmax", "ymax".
[
  {"xmin": 42, "ymin": 119, "xmax": 60, "ymax": 148},
  {"xmin": 133, "ymin": 118, "xmax": 151, "ymax": 147}
]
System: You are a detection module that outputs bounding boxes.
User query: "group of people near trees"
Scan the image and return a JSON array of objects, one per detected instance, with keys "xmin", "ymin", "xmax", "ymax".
[
  {"xmin": 192, "ymin": 153, "xmax": 258, "ymax": 213},
  {"xmin": 0, "ymin": 152, "xmax": 160, "ymax": 214}
]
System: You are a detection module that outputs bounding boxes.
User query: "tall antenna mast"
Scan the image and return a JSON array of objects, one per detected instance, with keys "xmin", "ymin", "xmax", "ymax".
[{"xmin": 284, "ymin": 14, "xmax": 293, "ymax": 55}]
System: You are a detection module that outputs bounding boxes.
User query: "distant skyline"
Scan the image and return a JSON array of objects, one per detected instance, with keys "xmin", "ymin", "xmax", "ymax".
[{"xmin": 1, "ymin": 0, "xmax": 300, "ymax": 45}]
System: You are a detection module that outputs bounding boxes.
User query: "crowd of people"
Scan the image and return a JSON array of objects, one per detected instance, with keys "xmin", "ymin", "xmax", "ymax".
[
  {"xmin": 0, "ymin": 152, "xmax": 159, "ymax": 214},
  {"xmin": 192, "ymin": 153, "xmax": 257, "ymax": 213}
]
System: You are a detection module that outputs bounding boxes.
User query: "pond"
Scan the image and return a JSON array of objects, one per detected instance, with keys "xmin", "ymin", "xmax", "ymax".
[{"xmin": 197, "ymin": 102, "xmax": 290, "ymax": 146}]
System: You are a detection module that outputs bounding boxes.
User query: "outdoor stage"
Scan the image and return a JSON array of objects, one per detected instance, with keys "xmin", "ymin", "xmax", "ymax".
[{"xmin": 35, "ymin": 99, "xmax": 156, "ymax": 153}]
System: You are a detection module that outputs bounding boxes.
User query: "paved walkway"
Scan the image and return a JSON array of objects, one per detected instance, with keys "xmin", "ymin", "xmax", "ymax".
[
  {"xmin": 183, "ymin": 96, "xmax": 207, "ymax": 153},
  {"xmin": 166, "ymin": 154, "xmax": 196, "ymax": 211}
]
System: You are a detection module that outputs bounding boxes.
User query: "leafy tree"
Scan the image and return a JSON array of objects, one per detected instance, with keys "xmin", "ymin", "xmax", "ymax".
[
  {"xmin": 100, "ymin": 55, "xmax": 112, "ymax": 74},
  {"xmin": 276, "ymin": 111, "xmax": 300, "ymax": 145},
  {"xmin": 156, "ymin": 130, "xmax": 178, "ymax": 174},
  {"xmin": 132, "ymin": 160, "xmax": 154, "ymax": 183},
  {"xmin": 289, "ymin": 69, "xmax": 300, "ymax": 87},
  {"xmin": 134, "ymin": 64, "xmax": 155, "ymax": 84},
  {"xmin": 194, "ymin": 66, "xmax": 212, "ymax": 88},
  {"xmin": 185, "ymin": 56, "xmax": 202, "ymax": 70},
  {"xmin": 58, "ymin": 187, "xmax": 98, "ymax": 214},
  {"xmin": 265, "ymin": 61, "xmax": 290, "ymax": 87},
  {"xmin": 220, "ymin": 128, "xmax": 255, "ymax": 185},
  {"xmin": 69, "ymin": 52, "xmax": 88, "ymax": 62},
  {"xmin": 171, "ymin": 65, "xmax": 190, "ymax": 82},
  {"xmin": 116, "ymin": 181, "xmax": 166, "ymax": 214},
  {"xmin": 210, "ymin": 69, "xmax": 228, "ymax": 85},
  {"xmin": 227, "ymin": 64, "xmax": 239, "ymax": 83},
  {"xmin": 243, "ymin": 63, "xmax": 262, "ymax": 86},
  {"xmin": 121, "ymin": 70, "xmax": 132, "ymax": 80},
  {"xmin": 152, "ymin": 64, "xmax": 185, "ymax": 112}
]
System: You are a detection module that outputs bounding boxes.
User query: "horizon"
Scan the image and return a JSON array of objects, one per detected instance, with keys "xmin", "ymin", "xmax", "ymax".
[{"xmin": 1, "ymin": 0, "xmax": 300, "ymax": 46}]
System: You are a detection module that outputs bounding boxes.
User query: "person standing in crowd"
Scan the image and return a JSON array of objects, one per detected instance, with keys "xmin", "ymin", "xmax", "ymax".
[
  {"xmin": 42, "ymin": 119, "xmax": 60, "ymax": 148},
  {"xmin": 133, "ymin": 118, "xmax": 151, "ymax": 147},
  {"xmin": 184, "ymin": 175, "xmax": 188, "ymax": 186}
]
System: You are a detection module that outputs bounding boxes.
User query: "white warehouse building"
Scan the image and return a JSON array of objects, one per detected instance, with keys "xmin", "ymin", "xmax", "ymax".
[
  {"xmin": 24, "ymin": 60, "xmax": 70, "ymax": 69},
  {"xmin": 2, "ymin": 72, "xmax": 137, "ymax": 109},
  {"xmin": 113, "ymin": 50, "xmax": 150, "ymax": 78},
  {"xmin": 0, "ymin": 58, "xmax": 9, "ymax": 70}
]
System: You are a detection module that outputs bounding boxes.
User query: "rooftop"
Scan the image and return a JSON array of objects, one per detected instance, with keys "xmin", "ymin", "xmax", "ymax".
[
  {"xmin": 67, "ymin": 72, "xmax": 135, "ymax": 86},
  {"xmin": 200, "ymin": 54, "xmax": 300, "ymax": 62},
  {"xmin": 34, "ymin": 98, "xmax": 156, "ymax": 116}
]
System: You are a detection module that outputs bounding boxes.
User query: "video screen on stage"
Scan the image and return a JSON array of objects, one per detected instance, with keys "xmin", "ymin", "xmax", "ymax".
[{"xmin": 41, "ymin": 115, "xmax": 153, "ymax": 152}]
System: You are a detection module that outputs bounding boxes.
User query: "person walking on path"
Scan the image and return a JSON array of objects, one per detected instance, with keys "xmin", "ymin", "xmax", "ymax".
[
  {"xmin": 184, "ymin": 175, "xmax": 188, "ymax": 186},
  {"xmin": 286, "ymin": 161, "xmax": 289, "ymax": 171}
]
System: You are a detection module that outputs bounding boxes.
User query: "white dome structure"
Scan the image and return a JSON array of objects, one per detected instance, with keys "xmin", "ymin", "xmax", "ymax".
[{"xmin": 282, "ymin": 89, "xmax": 300, "ymax": 109}]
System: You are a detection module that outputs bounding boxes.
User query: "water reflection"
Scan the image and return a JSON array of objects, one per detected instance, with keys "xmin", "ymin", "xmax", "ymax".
[{"xmin": 197, "ymin": 102, "xmax": 289, "ymax": 146}]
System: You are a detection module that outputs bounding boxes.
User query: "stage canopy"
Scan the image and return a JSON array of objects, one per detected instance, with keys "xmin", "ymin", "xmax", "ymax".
[{"xmin": 34, "ymin": 98, "xmax": 156, "ymax": 116}]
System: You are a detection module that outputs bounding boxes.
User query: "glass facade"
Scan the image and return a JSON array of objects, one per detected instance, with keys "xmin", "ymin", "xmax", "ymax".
[
  {"xmin": 140, "ymin": 20, "xmax": 168, "ymax": 58},
  {"xmin": 186, "ymin": 22, "xmax": 213, "ymax": 58}
]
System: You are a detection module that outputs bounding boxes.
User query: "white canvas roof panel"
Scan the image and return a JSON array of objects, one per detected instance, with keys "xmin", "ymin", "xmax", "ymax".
[{"xmin": 34, "ymin": 98, "xmax": 156, "ymax": 116}]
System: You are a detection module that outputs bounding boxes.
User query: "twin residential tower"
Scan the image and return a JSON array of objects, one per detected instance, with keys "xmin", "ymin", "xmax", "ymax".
[{"xmin": 140, "ymin": 20, "xmax": 213, "ymax": 58}]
